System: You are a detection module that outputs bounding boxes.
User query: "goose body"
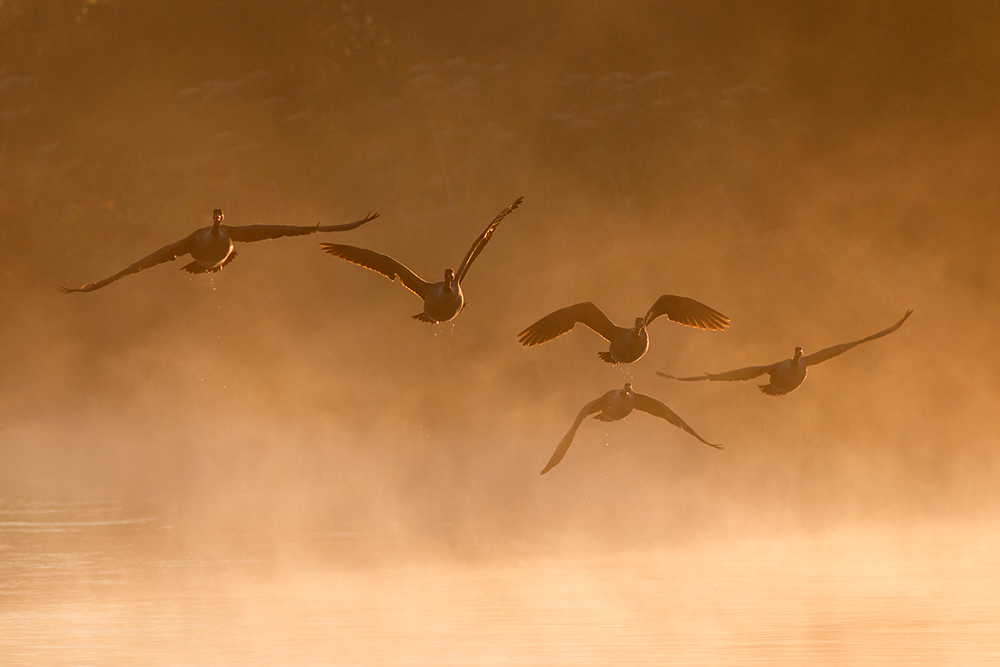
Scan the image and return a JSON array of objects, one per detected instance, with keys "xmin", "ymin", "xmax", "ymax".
[
  {"xmin": 60, "ymin": 208, "xmax": 378, "ymax": 293},
  {"xmin": 420, "ymin": 269, "xmax": 465, "ymax": 323},
  {"xmin": 541, "ymin": 383, "xmax": 722, "ymax": 475},
  {"xmin": 189, "ymin": 216, "xmax": 235, "ymax": 271},
  {"xmin": 658, "ymin": 309, "xmax": 912, "ymax": 395},
  {"xmin": 518, "ymin": 296, "xmax": 729, "ymax": 364},
  {"xmin": 321, "ymin": 197, "xmax": 522, "ymax": 324}
]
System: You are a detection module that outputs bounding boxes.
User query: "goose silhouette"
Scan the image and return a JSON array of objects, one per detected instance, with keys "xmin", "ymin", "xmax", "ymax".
[
  {"xmin": 59, "ymin": 208, "xmax": 378, "ymax": 293},
  {"xmin": 658, "ymin": 310, "xmax": 912, "ymax": 395},
  {"xmin": 518, "ymin": 296, "xmax": 729, "ymax": 364},
  {"xmin": 320, "ymin": 197, "xmax": 522, "ymax": 323},
  {"xmin": 541, "ymin": 383, "xmax": 722, "ymax": 475}
]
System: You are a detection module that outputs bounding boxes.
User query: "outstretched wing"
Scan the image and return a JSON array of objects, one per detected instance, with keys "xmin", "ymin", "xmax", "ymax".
[
  {"xmin": 656, "ymin": 370, "xmax": 711, "ymax": 382},
  {"xmin": 802, "ymin": 310, "xmax": 913, "ymax": 367},
  {"xmin": 633, "ymin": 393, "xmax": 723, "ymax": 449},
  {"xmin": 518, "ymin": 302, "xmax": 619, "ymax": 347},
  {"xmin": 315, "ymin": 211, "xmax": 379, "ymax": 233},
  {"xmin": 540, "ymin": 397, "xmax": 605, "ymax": 475},
  {"xmin": 227, "ymin": 212, "xmax": 378, "ymax": 242},
  {"xmin": 59, "ymin": 234, "xmax": 196, "ymax": 293},
  {"xmin": 227, "ymin": 223, "xmax": 321, "ymax": 242},
  {"xmin": 319, "ymin": 243, "xmax": 430, "ymax": 298},
  {"xmin": 644, "ymin": 294, "xmax": 730, "ymax": 330},
  {"xmin": 657, "ymin": 363, "xmax": 775, "ymax": 383},
  {"xmin": 456, "ymin": 197, "xmax": 522, "ymax": 283}
]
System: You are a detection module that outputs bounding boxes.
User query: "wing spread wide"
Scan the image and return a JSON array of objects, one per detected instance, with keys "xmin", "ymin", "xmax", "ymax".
[
  {"xmin": 228, "ymin": 212, "xmax": 379, "ymax": 242},
  {"xmin": 644, "ymin": 294, "xmax": 730, "ymax": 330},
  {"xmin": 541, "ymin": 398, "xmax": 605, "ymax": 474},
  {"xmin": 659, "ymin": 363, "xmax": 774, "ymax": 383},
  {"xmin": 59, "ymin": 234, "xmax": 196, "ymax": 293},
  {"xmin": 802, "ymin": 310, "xmax": 913, "ymax": 366},
  {"xmin": 518, "ymin": 302, "xmax": 619, "ymax": 347},
  {"xmin": 226, "ymin": 223, "xmax": 319, "ymax": 243},
  {"xmin": 456, "ymin": 197, "xmax": 522, "ymax": 283},
  {"xmin": 315, "ymin": 211, "xmax": 379, "ymax": 233},
  {"xmin": 320, "ymin": 243, "xmax": 430, "ymax": 298},
  {"xmin": 633, "ymin": 393, "xmax": 722, "ymax": 448},
  {"xmin": 656, "ymin": 370, "xmax": 711, "ymax": 382},
  {"xmin": 703, "ymin": 364, "xmax": 774, "ymax": 382}
]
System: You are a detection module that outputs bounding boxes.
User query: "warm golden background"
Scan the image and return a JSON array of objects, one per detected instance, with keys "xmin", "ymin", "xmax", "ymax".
[{"xmin": 1, "ymin": 0, "xmax": 998, "ymax": 552}]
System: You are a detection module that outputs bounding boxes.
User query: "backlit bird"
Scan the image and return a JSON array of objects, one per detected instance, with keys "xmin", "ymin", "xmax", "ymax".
[
  {"xmin": 518, "ymin": 296, "xmax": 729, "ymax": 364},
  {"xmin": 541, "ymin": 382, "xmax": 722, "ymax": 475},
  {"xmin": 658, "ymin": 310, "xmax": 913, "ymax": 395},
  {"xmin": 320, "ymin": 197, "xmax": 522, "ymax": 323},
  {"xmin": 59, "ymin": 208, "xmax": 378, "ymax": 293}
]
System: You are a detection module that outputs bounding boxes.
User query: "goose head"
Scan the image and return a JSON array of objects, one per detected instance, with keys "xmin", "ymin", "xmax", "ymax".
[
  {"xmin": 792, "ymin": 346, "xmax": 804, "ymax": 361},
  {"xmin": 631, "ymin": 317, "xmax": 646, "ymax": 337},
  {"xmin": 212, "ymin": 208, "xmax": 224, "ymax": 233},
  {"xmin": 443, "ymin": 268, "xmax": 457, "ymax": 292},
  {"xmin": 622, "ymin": 382, "xmax": 633, "ymax": 395}
]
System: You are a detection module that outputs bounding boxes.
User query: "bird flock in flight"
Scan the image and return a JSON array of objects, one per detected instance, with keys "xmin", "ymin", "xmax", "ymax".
[{"xmin": 60, "ymin": 200, "xmax": 912, "ymax": 474}]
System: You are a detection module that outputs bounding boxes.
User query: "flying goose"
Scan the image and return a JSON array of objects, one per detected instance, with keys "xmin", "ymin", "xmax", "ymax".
[
  {"xmin": 320, "ymin": 197, "xmax": 522, "ymax": 323},
  {"xmin": 658, "ymin": 309, "xmax": 913, "ymax": 395},
  {"xmin": 541, "ymin": 382, "xmax": 722, "ymax": 475},
  {"xmin": 59, "ymin": 208, "xmax": 378, "ymax": 293},
  {"xmin": 518, "ymin": 296, "xmax": 729, "ymax": 364}
]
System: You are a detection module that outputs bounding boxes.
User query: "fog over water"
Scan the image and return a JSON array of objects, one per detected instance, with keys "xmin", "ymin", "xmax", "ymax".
[{"xmin": 1, "ymin": 1, "xmax": 999, "ymax": 662}]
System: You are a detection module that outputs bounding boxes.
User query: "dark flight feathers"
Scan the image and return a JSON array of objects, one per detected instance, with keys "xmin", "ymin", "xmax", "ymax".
[
  {"xmin": 58, "ymin": 235, "xmax": 197, "ymax": 293},
  {"xmin": 456, "ymin": 197, "xmax": 522, "ymax": 283},
  {"xmin": 801, "ymin": 310, "xmax": 912, "ymax": 365},
  {"xmin": 518, "ymin": 302, "xmax": 618, "ymax": 346},
  {"xmin": 319, "ymin": 244, "xmax": 431, "ymax": 298},
  {"xmin": 644, "ymin": 295, "xmax": 730, "ymax": 330}
]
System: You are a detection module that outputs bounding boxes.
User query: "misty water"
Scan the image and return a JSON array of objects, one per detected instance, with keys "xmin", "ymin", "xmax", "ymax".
[{"xmin": 2, "ymin": 498, "xmax": 998, "ymax": 666}]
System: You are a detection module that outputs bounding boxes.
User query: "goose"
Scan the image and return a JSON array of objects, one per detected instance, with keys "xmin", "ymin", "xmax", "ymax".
[
  {"xmin": 541, "ymin": 382, "xmax": 722, "ymax": 474},
  {"xmin": 320, "ymin": 197, "xmax": 522, "ymax": 323},
  {"xmin": 658, "ymin": 309, "xmax": 912, "ymax": 395},
  {"xmin": 518, "ymin": 296, "xmax": 729, "ymax": 364},
  {"xmin": 59, "ymin": 208, "xmax": 378, "ymax": 293}
]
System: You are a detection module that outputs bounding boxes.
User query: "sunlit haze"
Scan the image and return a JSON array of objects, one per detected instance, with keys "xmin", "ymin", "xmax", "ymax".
[{"xmin": 2, "ymin": 2, "xmax": 998, "ymax": 663}]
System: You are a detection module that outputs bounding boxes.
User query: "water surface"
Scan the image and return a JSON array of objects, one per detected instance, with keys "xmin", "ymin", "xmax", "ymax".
[{"xmin": 2, "ymin": 499, "xmax": 997, "ymax": 666}]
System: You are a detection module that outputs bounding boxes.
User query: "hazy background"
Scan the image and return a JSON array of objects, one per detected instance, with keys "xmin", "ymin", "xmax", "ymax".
[{"xmin": 1, "ymin": 0, "xmax": 998, "ymax": 554}]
